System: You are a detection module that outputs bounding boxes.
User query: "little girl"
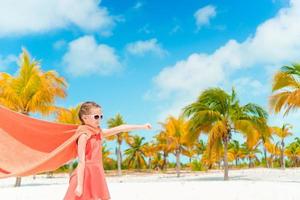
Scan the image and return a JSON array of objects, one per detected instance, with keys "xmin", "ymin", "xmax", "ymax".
[{"xmin": 63, "ymin": 101, "xmax": 152, "ymax": 200}]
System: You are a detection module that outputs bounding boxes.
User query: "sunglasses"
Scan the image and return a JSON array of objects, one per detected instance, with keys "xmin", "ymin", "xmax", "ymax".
[{"xmin": 86, "ymin": 114, "xmax": 103, "ymax": 120}]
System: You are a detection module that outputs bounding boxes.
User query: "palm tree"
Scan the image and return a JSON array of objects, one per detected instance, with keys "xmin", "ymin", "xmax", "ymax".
[
  {"xmin": 154, "ymin": 131, "xmax": 172, "ymax": 170},
  {"xmin": 124, "ymin": 135, "xmax": 148, "ymax": 170},
  {"xmin": 142, "ymin": 142, "xmax": 157, "ymax": 171},
  {"xmin": 151, "ymin": 152, "xmax": 164, "ymax": 170},
  {"xmin": 201, "ymin": 137, "xmax": 223, "ymax": 169},
  {"xmin": 54, "ymin": 104, "xmax": 81, "ymax": 125},
  {"xmin": 182, "ymin": 141, "xmax": 198, "ymax": 165},
  {"xmin": 270, "ymin": 63, "xmax": 300, "ymax": 116},
  {"xmin": 102, "ymin": 142, "xmax": 116, "ymax": 170},
  {"xmin": 271, "ymin": 124, "xmax": 293, "ymax": 169},
  {"xmin": 241, "ymin": 143, "xmax": 261, "ymax": 168},
  {"xmin": 106, "ymin": 114, "xmax": 130, "ymax": 176},
  {"xmin": 259, "ymin": 126, "xmax": 273, "ymax": 168},
  {"xmin": 285, "ymin": 137, "xmax": 300, "ymax": 167},
  {"xmin": 194, "ymin": 139, "xmax": 206, "ymax": 160},
  {"xmin": 0, "ymin": 48, "xmax": 67, "ymax": 187},
  {"xmin": 228, "ymin": 140, "xmax": 243, "ymax": 167},
  {"xmin": 54, "ymin": 104, "xmax": 81, "ymax": 175},
  {"xmin": 264, "ymin": 141, "xmax": 281, "ymax": 168},
  {"xmin": 183, "ymin": 87, "xmax": 268, "ymax": 180},
  {"xmin": 160, "ymin": 115, "xmax": 191, "ymax": 177}
]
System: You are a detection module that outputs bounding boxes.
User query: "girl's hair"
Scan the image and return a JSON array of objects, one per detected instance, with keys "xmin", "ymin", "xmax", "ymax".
[{"xmin": 78, "ymin": 101, "xmax": 101, "ymax": 125}]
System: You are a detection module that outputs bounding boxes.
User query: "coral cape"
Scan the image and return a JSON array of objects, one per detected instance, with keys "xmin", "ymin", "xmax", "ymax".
[{"xmin": 0, "ymin": 104, "xmax": 101, "ymax": 179}]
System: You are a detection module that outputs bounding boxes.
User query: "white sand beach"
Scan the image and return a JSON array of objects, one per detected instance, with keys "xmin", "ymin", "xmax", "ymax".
[{"xmin": 1, "ymin": 168, "xmax": 300, "ymax": 200}]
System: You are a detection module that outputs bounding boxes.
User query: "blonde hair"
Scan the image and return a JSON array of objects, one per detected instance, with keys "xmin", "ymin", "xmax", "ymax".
[{"xmin": 78, "ymin": 101, "xmax": 101, "ymax": 125}]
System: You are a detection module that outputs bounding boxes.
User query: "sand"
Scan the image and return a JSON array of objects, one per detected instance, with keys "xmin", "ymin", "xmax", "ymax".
[{"xmin": 0, "ymin": 168, "xmax": 299, "ymax": 200}]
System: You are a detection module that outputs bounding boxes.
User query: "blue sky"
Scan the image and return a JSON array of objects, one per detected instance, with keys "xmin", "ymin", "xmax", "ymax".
[{"xmin": 1, "ymin": 0, "xmax": 300, "ymax": 162}]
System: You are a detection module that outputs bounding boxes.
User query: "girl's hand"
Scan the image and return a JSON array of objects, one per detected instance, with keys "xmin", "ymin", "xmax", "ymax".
[
  {"xmin": 75, "ymin": 185, "xmax": 83, "ymax": 196},
  {"xmin": 144, "ymin": 123, "xmax": 152, "ymax": 130}
]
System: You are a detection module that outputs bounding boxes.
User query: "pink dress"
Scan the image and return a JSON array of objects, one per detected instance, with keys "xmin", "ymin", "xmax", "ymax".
[{"xmin": 64, "ymin": 127, "xmax": 111, "ymax": 200}]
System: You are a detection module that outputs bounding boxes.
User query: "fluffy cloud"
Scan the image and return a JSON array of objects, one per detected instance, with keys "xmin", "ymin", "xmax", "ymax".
[
  {"xmin": 232, "ymin": 77, "xmax": 268, "ymax": 97},
  {"xmin": 194, "ymin": 5, "xmax": 216, "ymax": 30},
  {"xmin": 153, "ymin": 53, "xmax": 224, "ymax": 99},
  {"xmin": 133, "ymin": 2, "xmax": 143, "ymax": 10},
  {"xmin": 149, "ymin": 0, "xmax": 300, "ymax": 120},
  {"xmin": 126, "ymin": 38, "xmax": 167, "ymax": 57},
  {"xmin": 53, "ymin": 40, "xmax": 67, "ymax": 50},
  {"xmin": 0, "ymin": 0, "xmax": 115, "ymax": 37},
  {"xmin": 63, "ymin": 35, "xmax": 121, "ymax": 77}
]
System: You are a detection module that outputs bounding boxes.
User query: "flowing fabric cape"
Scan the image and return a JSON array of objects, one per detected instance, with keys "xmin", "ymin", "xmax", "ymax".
[{"xmin": 0, "ymin": 105, "xmax": 100, "ymax": 179}]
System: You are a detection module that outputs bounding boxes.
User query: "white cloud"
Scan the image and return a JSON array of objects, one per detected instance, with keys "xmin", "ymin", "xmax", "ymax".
[
  {"xmin": 232, "ymin": 77, "xmax": 268, "ymax": 97},
  {"xmin": 138, "ymin": 24, "xmax": 153, "ymax": 34},
  {"xmin": 152, "ymin": 53, "xmax": 224, "ymax": 99},
  {"xmin": 194, "ymin": 5, "xmax": 216, "ymax": 30},
  {"xmin": 0, "ymin": 0, "xmax": 115, "ymax": 37},
  {"xmin": 126, "ymin": 38, "xmax": 167, "ymax": 57},
  {"xmin": 170, "ymin": 25, "xmax": 182, "ymax": 35},
  {"xmin": 133, "ymin": 2, "xmax": 143, "ymax": 9},
  {"xmin": 148, "ymin": 0, "xmax": 300, "ymax": 120},
  {"xmin": 63, "ymin": 35, "xmax": 121, "ymax": 77},
  {"xmin": 53, "ymin": 40, "xmax": 67, "ymax": 50},
  {"xmin": 0, "ymin": 54, "xmax": 18, "ymax": 70}
]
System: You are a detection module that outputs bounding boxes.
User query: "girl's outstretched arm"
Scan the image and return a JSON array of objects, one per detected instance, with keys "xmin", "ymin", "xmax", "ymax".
[{"xmin": 102, "ymin": 123, "xmax": 152, "ymax": 138}]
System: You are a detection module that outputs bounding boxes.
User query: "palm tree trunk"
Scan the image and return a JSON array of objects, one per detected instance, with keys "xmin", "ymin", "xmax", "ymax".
[
  {"xmin": 270, "ymin": 155, "xmax": 274, "ymax": 168},
  {"xmin": 263, "ymin": 146, "xmax": 269, "ymax": 168},
  {"xmin": 148, "ymin": 157, "xmax": 152, "ymax": 172},
  {"xmin": 281, "ymin": 139, "xmax": 285, "ymax": 169},
  {"xmin": 14, "ymin": 177, "xmax": 22, "ymax": 187},
  {"xmin": 14, "ymin": 112, "xmax": 29, "ymax": 186},
  {"xmin": 14, "ymin": 111, "xmax": 32, "ymax": 186},
  {"xmin": 248, "ymin": 157, "xmax": 252, "ymax": 168},
  {"xmin": 117, "ymin": 142, "xmax": 122, "ymax": 176},
  {"xmin": 223, "ymin": 137, "xmax": 229, "ymax": 181},
  {"xmin": 46, "ymin": 171, "xmax": 53, "ymax": 178},
  {"xmin": 162, "ymin": 152, "xmax": 168, "ymax": 170},
  {"xmin": 175, "ymin": 149, "xmax": 180, "ymax": 177}
]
